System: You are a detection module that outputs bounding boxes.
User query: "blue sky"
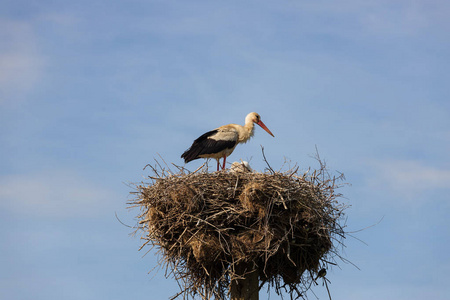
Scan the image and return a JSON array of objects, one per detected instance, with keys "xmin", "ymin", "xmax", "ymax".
[{"xmin": 1, "ymin": 0, "xmax": 449, "ymax": 299}]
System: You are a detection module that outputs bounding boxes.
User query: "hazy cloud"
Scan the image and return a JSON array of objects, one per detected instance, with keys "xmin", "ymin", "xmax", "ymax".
[
  {"xmin": 0, "ymin": 170, "xmax": 116, "ymax": 218},
  {"xmin": 368, "ymin": 159, "xmax": 450, "ymax": 198},
  {"xmin": 0, "ymin": 19, "xmax": 45, "ymax": 103}
]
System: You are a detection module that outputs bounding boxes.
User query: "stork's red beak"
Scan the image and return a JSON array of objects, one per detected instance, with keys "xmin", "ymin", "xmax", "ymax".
[{"xmin": 257, "ymin": 120, "xmax": 275, "ymax": 137}]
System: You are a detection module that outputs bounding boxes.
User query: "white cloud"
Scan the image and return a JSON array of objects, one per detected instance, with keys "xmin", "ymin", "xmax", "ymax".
[
  {"xmin": 0, "ymin": 19, "xmax": 45, "ymax": 103},
  {"xmin": 0, "ymin": 170, "xmax": 116, "ymax": 218},
  {"xmin": 280, "ymin": 0, "xmax": 450, "ymax": 38},
  {"xmin": 359, "ymin": 1, "xmax": 441, "ymax": 36},
  {"xmin": 368, "ymin": 159, "xmax": 450, "ymax": 198}
]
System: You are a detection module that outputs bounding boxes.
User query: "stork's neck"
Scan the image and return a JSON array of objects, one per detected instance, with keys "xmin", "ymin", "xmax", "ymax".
[{"xmin": 239, "ymin": 119, "xmax": 255, "ymax": 143}]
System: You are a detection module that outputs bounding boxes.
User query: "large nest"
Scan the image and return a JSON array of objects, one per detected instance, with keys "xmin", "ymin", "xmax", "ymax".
[{"xmin": 131, "ymin": 160, "xmax": 347, "ymax": 299}]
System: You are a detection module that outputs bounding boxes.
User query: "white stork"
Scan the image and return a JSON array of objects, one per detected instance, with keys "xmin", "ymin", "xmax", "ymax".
[{"xmin": 181, "ymin": 112, "xmax": 274, "ymax": 171}]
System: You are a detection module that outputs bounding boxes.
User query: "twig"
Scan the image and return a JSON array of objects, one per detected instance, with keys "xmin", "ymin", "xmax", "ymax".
[
  {"xmin": 115, "ymin": 211, "xmax": 134, "ymax": 228},
  {"xmin": 346, "ymin": 216, "xmax": 384, "ymax": 234},
  {"xmin": 261, "ymin": 145, "xmax": 275, "ymax": 174}
]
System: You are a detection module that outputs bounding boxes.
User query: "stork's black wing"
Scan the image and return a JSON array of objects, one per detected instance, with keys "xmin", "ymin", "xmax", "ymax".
[{"xmin": 181, "ymin": 129, "xmax": 237, "ymax": 163}]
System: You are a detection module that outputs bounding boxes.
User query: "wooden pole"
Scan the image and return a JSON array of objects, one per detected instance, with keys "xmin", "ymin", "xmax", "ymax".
[{"xmin": 230, "ymin": 263, "xmax": 259, "ymax": 300}]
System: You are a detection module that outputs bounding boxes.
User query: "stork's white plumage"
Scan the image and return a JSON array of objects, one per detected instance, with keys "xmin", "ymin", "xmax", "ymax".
[{"xmin": 181, "ymin": 112, "xmax": 274, "ymax": 171}]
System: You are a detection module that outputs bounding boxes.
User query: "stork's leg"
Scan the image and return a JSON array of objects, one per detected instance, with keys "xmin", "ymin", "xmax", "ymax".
[
  {"xmin": 216, "ymin": 159, "xmax": 220, "ymax": 171},
  {"xmin": 222, "ymin": 155, "xmax": 227, "ymax": 170}
]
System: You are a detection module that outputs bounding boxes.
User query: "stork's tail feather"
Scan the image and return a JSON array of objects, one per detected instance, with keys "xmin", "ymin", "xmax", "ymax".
[{"xmin": 181, "ymin": 148, "xmax": 200, "ymax": 163}]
